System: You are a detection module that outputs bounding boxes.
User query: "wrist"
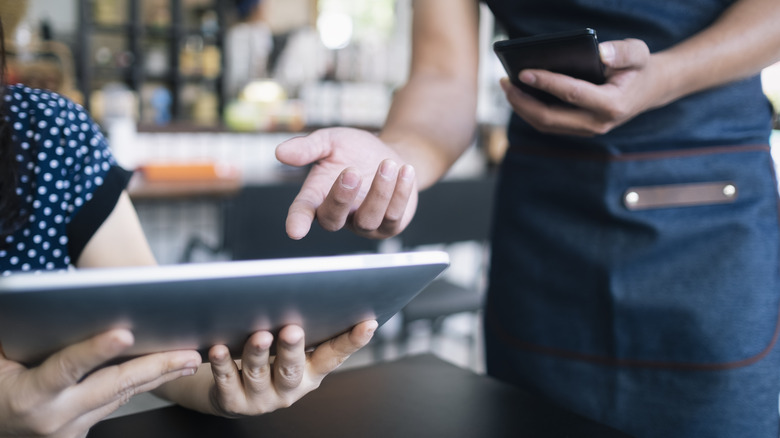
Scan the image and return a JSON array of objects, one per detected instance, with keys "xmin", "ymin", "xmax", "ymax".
[{"xmin": 638, "ymin": 51, "xmax": 687, "ymax": 112}]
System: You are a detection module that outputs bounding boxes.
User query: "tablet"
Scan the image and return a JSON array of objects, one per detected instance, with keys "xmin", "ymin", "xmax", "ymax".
[{"xmin": 0, "ymin": 250, "xmax": 449, "ymax": 366}]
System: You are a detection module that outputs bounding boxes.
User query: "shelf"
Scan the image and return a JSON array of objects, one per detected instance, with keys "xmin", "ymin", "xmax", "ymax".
[
  {"xmin": 90, "ymin": 23, "xmax": 134, "ymax": 34},
  {"xmin": 77, "ymin": 0, "xmax": 227, "ymax": 126}
]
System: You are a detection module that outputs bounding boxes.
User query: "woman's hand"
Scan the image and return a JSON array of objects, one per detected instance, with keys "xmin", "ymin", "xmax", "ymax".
[
  {"xmin": 500, "ymin": 38, "xmax": 672, "ymax": 137},
  {"xmin": 0, "ymin": 329, "xmax": 201, "ymax": 438},
  {"xmin": 205, "ymin": 321, "xmax": 377, "ymax": 417}
]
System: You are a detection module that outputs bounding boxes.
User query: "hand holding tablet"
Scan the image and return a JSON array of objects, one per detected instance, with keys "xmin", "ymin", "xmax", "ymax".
[
  {"xmin": 0, "ymin": 250, "xmax": 447, "ymax": 432},
  {"xmin": 0, "ymin": 250, "xmax": 449, "ymax": 366}
]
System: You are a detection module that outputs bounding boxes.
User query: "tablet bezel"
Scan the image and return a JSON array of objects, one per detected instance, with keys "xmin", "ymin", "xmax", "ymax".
[{"xmin": 0, "ymin": 250, "xmax": 449, "ymax": 366}]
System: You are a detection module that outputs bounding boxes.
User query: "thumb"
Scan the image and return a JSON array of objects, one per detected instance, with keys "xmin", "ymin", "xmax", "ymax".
[
  {"xmin": 275, "ymin": 130, "xmax": 333, "ymax": 167},
  {"xmin": 599, "ymin": 39, "xmax": 650, "ymax": 70}
]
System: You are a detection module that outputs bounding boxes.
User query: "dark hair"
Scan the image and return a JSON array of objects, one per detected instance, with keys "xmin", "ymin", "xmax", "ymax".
[
  {"xmin": 0, "ymin": 19, "xmax": 24, "ymax": 244},
  {"xmin": 234, "ymin": 0, "xmax": 262, "ymax": 20}
]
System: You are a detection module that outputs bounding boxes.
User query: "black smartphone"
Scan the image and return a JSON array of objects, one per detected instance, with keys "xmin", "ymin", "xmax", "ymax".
[{"xmin": 493, "ymin": 28, "xmax": 606, "ymax": 105}]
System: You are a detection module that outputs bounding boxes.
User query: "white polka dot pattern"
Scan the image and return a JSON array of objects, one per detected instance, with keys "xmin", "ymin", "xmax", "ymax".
[{"xmin": 1, "ymin": 85, "xmax": 119, "ymax": 276}]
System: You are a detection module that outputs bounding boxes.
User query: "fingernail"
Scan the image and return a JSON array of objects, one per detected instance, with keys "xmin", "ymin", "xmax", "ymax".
[
  {"xmin": 380, "ymin": 160, "xmax": 397, "ymax": 179},
  {"xmin": 341, "ymin": 170, "xmax": 359, "ymax": 189},
  {"xmin": 283, "ymin": 326, "xmax": 304, "ymax": 345},
  {"xmin": 365, "ymin": 320, "xmax": 378, "ymax": 336},
  {"xmin": 211, "ymin": 348, "xmax": 229, "ymax": 362},
  {"xmin": 519, "ymin": 71, "xmax": 535, "ymax": 85},
  {"xmin": 256, "ymin": 331, "xmax": 274, "ymax": 350},
  {"xmin": 181, "ymin": 367, "xmax": 197, "ymax": 376},
  {"xmin": 110, "ymin": 329, "xmax": 134, "ymax": 344},
  {"xmin": 400, "ymin": 164, "xmax": 414, "ymax": 181},
  {"xmin": 599, "ymin": 42, "xmax": 615, "ymax": 64}
]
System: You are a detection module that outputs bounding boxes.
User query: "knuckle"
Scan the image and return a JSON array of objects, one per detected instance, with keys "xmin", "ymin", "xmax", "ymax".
[
  {"xmin": 382, "ymin": 207, "xmax": 403, "ymax": 224},
  {"xmin": 278, "ymin": 363, "xmax": 304, "ymax": 384},
  {"xmin": 243, "ymin": 364, "xmax": 271, "ymax": 380},
  {"xmin": 330, "ymin": 353, "xmax": 349, "ymax": 370},
  {"xmin": 352, "ymin": 216, "xmax": 379, "ymax": 233},
  {"xmin": 316, "ymin": 211, "xmax": 346, "ymax": 232},
  {"xmin": 372, "ymin": 188, "xmax": 393, "ymax": 204},
  {"xmin": 328, "ymin": 335, "xmax": 352, "ymax": 356},
  {"xmin": 114, "ymin": 374, "xmax": 140, "ymax": 404},
  {"xmin": 318, "ymin": 219, "xmax": 344, "ymax": 232},
  {"xmin": 562, "ymin": 86, "xmax": 585, "ymax": 104},
  {"xmin": 330, "ymin": 194, "xmax": 353, "ymax": 209},
  {"xmin": 54, "ymin": 354, "xmax": 83, "ymax": 383},
  {"xmin": 604, "ymin": 102, "xmax": 629, "ymax": 120}
]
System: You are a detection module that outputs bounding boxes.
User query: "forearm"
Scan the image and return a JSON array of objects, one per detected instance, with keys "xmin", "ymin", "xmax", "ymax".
[
  {"xmin": 652, "ymin": 0, "xmax": 780, "ymax": 106},
  {"xmin": 380, "ymin": 74, "xmax": 478, "ymax": 190},
  {"xmin": 379, "ymin": 0, "xmax": 480, "ymax": 190}
]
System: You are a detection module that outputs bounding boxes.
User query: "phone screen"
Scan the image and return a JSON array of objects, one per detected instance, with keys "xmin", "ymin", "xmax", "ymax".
[{"xmin": 493, "ymin": 28, "xmax": 606, "ymax": 104}]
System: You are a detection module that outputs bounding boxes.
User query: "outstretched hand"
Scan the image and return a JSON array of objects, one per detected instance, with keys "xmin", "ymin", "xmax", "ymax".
[
  {"xmin": 276, "ymin": 128, "xmax": 418, "ymax": 240},
  {"xmin": 0, "ymin": 330, "xmax": 201, "ymax": 438},
  {"xmin": 206, "ymin": 320, "xmax": 377, "ymax": 417},
  {"xmin": 500, "ymin": 38, "xmax": 669, "ymax": 136}
]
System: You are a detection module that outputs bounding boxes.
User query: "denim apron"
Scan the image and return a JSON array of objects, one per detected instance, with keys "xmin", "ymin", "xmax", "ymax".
[{"xmin": 484, "ymin": 143, "xmax": 780, "ymax": 437}]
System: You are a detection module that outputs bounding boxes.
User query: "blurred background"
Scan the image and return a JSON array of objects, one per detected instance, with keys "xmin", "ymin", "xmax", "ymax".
[
  {"xmin": 2, "ymin": 0, "xmax": 780, "ymax": 392},
  {"xmin": 0, "ymin": 0, "xmax": 514, "ymax": 378}
]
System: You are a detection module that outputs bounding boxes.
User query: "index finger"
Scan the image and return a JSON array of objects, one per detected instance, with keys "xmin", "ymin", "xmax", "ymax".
[
  {"xmin": 503, "ymin": 75, "xmax": 604, "ymax": 135},
  {"xmin": 32, "ymin": 329, "xmax": 135, "ymax": 394},
  {"xmin": 286, "ymin": 167, "xmax": 363, "ymax": 239}
]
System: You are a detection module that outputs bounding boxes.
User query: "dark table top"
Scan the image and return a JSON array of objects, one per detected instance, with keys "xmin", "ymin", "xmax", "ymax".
[{"xmin": 87, "ymin": 354, "xmax": 631, "ymax": 438}]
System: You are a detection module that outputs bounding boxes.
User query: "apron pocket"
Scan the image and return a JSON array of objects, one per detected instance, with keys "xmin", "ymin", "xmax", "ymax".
[{"xmin": 489, "ymin": 145, "xmax": 780, "ymax": 369}]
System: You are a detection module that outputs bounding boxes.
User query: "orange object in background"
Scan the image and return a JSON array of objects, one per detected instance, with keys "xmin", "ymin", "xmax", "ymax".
[{"xmin": 137, "ymin": 162, "xmax": 237, "ymax": 182}]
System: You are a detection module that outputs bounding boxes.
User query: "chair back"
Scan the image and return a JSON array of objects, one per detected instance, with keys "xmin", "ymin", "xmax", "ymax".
[
  {"xmin": 400, "ymin": 174, "xmax": 497, "ymax": 248},
  {"xmin": 223, "ymin": 183, "xmax": 380, "ymax": 260}
]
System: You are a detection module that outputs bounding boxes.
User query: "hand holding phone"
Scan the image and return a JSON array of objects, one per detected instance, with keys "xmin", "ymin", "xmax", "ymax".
[{"xmin": 493, "ymin": 28, "xmax": 606, "ymax": 105}]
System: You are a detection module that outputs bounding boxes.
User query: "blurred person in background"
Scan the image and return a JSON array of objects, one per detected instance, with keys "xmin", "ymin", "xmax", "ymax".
[{"xmin": 224, "ymin": 0, "xmax": 274, "ymax": 99}]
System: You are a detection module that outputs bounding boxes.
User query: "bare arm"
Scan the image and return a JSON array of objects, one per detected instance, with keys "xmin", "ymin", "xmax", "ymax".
[
  {"xmin": 76, "ymin": 191, "xmax": 156, "ymax": 268},
  {"xmin": 653, "ymin": 0, "xmax": 780, "ymax": 104},
  {"xmin": 380, "ymin": 0, "xmax": 481, "ymax": 189}
]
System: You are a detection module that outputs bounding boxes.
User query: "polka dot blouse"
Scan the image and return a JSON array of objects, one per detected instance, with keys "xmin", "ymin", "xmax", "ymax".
[{"xmin": 1, "ymin": 85, "xmax": 131, "ymax": 276}]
